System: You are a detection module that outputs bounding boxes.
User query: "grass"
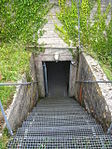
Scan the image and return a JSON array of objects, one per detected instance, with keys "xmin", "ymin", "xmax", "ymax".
[
  {"xmin": 0, "ymin": 41, "xmax": 31, "ymax": 141},
  {"xmin": 101, "ymin": 64, "xmax": 112, "ymax": 80},
  {"xmin": 0, "ymin": 0, "xmax": 52, "ymax": 108},
  {"xmin": 0, "ymin": 1, "xmax": 52, "ymax": 147},
  {"xmin": 0, "ymin": 41, "xmax": 31, "ymax": 107},
  {"xmin": 83, "ymin": 48, "xmax": 112, "ymax": 80},
  {"xmin": 0, "ymin": 128, "xmax": 11, "ymax": 149}
]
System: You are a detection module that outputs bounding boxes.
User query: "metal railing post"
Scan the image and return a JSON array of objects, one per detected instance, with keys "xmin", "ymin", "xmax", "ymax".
[
  {"xmin": 0, "ymin": 100, "xmax": 13, "ymax": 136},
  {"xmin": 110, "ymin": 0, "xmax": 112, "ymax": 19},
  {"xmin": 77, "ymin": 0, "xmax": 81, "ymax": 49},
  {"xmin": 43, "ymin": 62, "xmax": 48, "ymax": 96},
  {"xmin": 107, "ymin": 123, "xmax": 112, "ymax": 134}
]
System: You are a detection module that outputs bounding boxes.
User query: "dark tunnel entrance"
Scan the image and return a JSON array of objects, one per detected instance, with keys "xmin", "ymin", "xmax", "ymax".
[{"xmin": 43, "ymin": 61, "xmax": 70, "ymax": 97}]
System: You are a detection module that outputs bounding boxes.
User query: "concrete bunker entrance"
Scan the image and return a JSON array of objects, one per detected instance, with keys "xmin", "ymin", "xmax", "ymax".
[{"xmin": 43, "ymin": 61, "xmax": 70, "ymax": 97}]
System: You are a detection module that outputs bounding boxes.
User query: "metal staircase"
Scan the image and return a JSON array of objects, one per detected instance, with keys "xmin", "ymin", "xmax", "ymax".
[{"xmin": 7, "ymin": 97, "xmax": 112, "ymax": 148}]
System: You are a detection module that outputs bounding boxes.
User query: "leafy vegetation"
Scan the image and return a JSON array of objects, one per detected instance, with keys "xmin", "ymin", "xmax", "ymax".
[
  {"xmin": 0, "ymin": 0, "xmax": 50, "ymax": 44},
  {"xmin": 0, "ymin": 128, "xmax": 10, "ymax": 149},
  {"xmin": 0, "ymin": 42, "xmax": 31, "ymax": 107},
  {"xmin": 0, "ymin": 1, "xmax": 51, "ymax": 147},
  {"xmin": 57, "ymin": 0, "xmax": 112, "ymax": 79},
  {"xmin": 0, "ymin": 0, "xmax": 51, "ymax": 108}
]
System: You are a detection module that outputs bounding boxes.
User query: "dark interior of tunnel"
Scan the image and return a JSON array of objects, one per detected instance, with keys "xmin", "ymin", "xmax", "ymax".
[{"xmin": 44, "ymin": 61, "xmax": 70, "ymax": 97}]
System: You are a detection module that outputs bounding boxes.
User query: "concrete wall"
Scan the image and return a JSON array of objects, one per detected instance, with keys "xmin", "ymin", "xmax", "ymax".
[
  {"xmin": 75, "ymin": 52, "xmax": 112, "ymax": 131},
  {"xmin": 69, "ymin": 63, "xmax": 77, "ymax": 97},
  {"xmin": 34, "ymin": 49, "xmax": 76, "ymax": 98},
  {"xmin": 7, "ymin": 54, "xmax": 38, "ymax": 130}
]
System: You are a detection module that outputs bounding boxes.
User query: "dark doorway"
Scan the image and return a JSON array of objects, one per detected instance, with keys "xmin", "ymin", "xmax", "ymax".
[{"xmin": 44, "ymin": 61, "xmax": 70, "ymax": 97}]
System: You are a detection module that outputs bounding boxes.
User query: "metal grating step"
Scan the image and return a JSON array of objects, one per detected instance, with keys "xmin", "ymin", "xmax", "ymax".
[
  {"xmin": 35, "ymin": 105, "xmax": 85, "ymax": 109},
  {"xmin": 36, "ymin": 100, "xmax": 81, "ymax": 104},
  {"xmin": 16, "ymin": 125, "xmax": 104, "ymax": 137},
  {"xmin": 26, "ymin": 115, "xmax": 95, "ymax": 122},
  {"xmin": 7, "ymin": 97, "xmax": 112, "ymax": 148},
  {"xmin": 30, "ymin": 111, "xmax": 89, "ymax": 117},
  {"xmin": 22, "ymin": 119, "xmax": 97, "ymax": 127},
  {"xmin": 33, "ymin": 105, "xmax": 85, "ymax": 110},
  {"xmin": 28, "ymin": 111, "xmax": 92, "ymax": 116},
  {"xmin": 37, "ymin": 101, "xmax": 80, "ymax": 105},
  {"xmin": 32, "ymin": 109, "xmax": 88, "ymax": 113},
  {"xmin": 36, "ymin": 102, "xmax": 81, "ymax": 106},
  {"xmin": 37, "ymin": 100, "xmax": 79, "ymax": 104},
  {"xmin": 37, "ymin": 99, "xmax": 79, "ymax": 102},
  {"xmin": 7, "ymin": 135, "xmax": 112, "ymax": 149}
]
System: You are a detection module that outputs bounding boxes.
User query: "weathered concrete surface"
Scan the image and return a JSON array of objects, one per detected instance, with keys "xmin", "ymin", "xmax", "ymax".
[
  {"xmin": 30, "ymin": 53, "xmax": 38, "ymax": 81},
  {"xmin": 35, "ymin": 5, "xmax": 76, "ymax": 97},
  {"xmin": 6, "ymin": 55, "xmax": 38, "ymax": 130},
  {"xmin": 69, "ymin": 63, "xmax": 77, "ymax": 97},
  {"xmin": 75, "ymin": 52, "xmax": 112, "ymax": 131}
]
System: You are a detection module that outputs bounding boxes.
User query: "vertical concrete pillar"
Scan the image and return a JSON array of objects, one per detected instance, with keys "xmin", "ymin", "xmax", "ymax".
[
  {"xmin": 69, "ymin": 63, "xmax": 77, "ymax": 97},
  {"xmin": 36, "ymin": 61, "xmax": 45, "ymax": 97}
]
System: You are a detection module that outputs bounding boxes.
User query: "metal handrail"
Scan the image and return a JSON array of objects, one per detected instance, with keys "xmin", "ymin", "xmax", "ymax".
[
  {"xmin": 0, "ymin": 100, "xmax": 13, "ymax": 136},
  {"xmin": 0, "ymin": 81, "xmax": 38, "ymax": 86},
  {"xmin": 26, "ymin": 46, "xmax": 76, "ymax": 50},
  {"xmin": 1, "ymin": 80, "xmax": 111, "ymax": 87},
  {"xmin": 0, "ymin": 81, "xmax": 38, "ymax": 136},
  {"xmin": 107, "ymin": 123, "xmax": 112, "ymax": 134},
  {"xmin": 75, "ymin": 80, "xmax": 112, "ymax": 84}
]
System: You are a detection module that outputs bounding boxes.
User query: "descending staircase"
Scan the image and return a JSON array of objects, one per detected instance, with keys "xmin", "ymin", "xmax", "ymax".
[
  {"xmin": 8, "ymin": 97, "xmax": 112, "ymax": 148},
  {"xmin": 6, "ymin": 1, "xmax": 112, "ymax": 148}
]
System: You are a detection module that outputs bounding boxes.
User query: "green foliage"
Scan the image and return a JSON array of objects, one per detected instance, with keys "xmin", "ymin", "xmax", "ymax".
[
  {"xmin": 0, "ymin": 128, "xmax": 10, "ymax": 149},
  {"xmin": 0, "ymin": 0, "xmax": 51, "ymax": 109},
  {"xmin": 80, "ymin": 0, "xmax": 90, "ymax": 45},
  {"xmin": 0, "ymin": 42, "xmax": 31, "ymax": 107},
  {"xmin": 0, "ymin": 0, "xmax": 49, "ymax": 44},
  {"xmin": 58, "ymin": 0, "xmax": 112, "ymax": 79},
  {"xmin": 57, "ymin": 1, "xmax": 78, "ymax": 45},
  {"xmin": 58, "ymin": 0, "xmax": 66, "ymax": 8}
]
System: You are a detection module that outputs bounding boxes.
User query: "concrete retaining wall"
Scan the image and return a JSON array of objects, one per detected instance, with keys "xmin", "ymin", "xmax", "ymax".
[
  {"xmin": 7, "ymin": 54, "xmax": 38, "ymax": 130},
  {"xmin": 75, "ymin": 52, "xmax": 112, "ymax": 131}
]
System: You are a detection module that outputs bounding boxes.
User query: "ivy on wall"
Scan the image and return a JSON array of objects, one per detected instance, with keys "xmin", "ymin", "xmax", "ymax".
[
  {"xmin": 0, "ymin": 0, "xmax": 50, "ymax": 106},
  {"xmin": 0, "ymin": 0, "xmax": 49, "ymax": 44},
  {"xmin": 57, "ymin": 0, "xmax": 112, "ymax": 79}
]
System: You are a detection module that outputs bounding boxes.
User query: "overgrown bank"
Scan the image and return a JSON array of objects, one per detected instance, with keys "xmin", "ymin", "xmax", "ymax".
[
  {"xmin": 57, "ymin": 0, "xmax": 112, "ymax": 80},
  {"xmin": 0, "ymin": 0, "xmax": 51, "ymax": 147},
  {"xmin": 0, "ymin": 0, "xmax": 51, "ymax": 108}
]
